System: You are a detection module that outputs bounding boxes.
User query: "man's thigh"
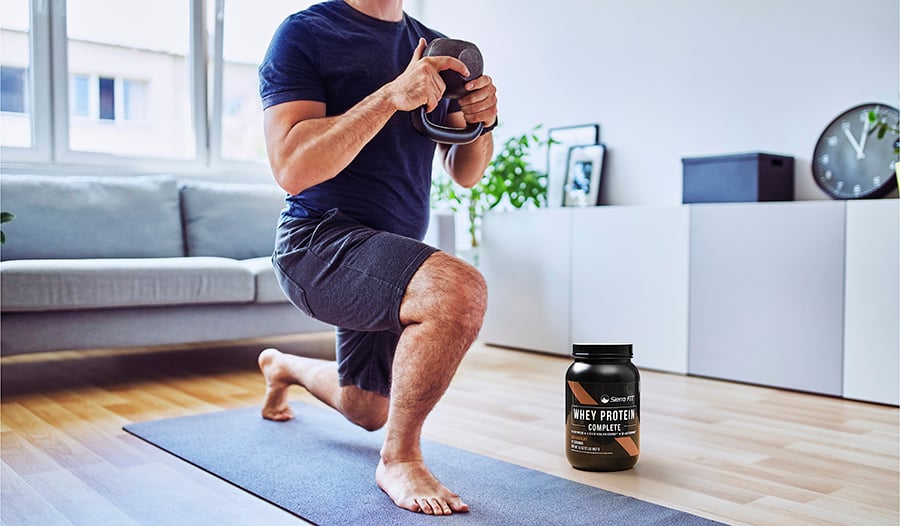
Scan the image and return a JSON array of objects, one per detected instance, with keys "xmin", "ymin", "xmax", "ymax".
[{"xmin": 273, "ymin": 209, "xmax": 438, "ymax": 333}]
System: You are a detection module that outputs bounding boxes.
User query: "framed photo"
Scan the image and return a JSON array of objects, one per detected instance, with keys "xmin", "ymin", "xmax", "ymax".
[
  {"xmin": 563, "ymin": 144, "xmax": 605, "ymax": 207},
  {"xmin": 547, "ymin": 124, "xmax": 600, "ymax": 207}
]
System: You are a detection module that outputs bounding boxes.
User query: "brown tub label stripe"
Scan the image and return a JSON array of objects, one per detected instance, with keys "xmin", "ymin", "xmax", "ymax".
[{"xmin": 567, "ymin": 380, "xmax": 599, "ymax": 405}]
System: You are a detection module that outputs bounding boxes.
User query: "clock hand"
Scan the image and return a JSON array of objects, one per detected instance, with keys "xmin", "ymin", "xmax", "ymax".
[
  {"xmin": 856, "ymin": 116, "xmax": 871, "ymax": 159},
  {"xmin": 842, "ymin": 126, "xmax": 864, "ymax": 157}
]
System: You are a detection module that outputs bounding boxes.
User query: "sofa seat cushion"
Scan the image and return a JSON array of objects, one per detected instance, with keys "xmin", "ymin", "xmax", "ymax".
[
  {"xmin": 0, "ymin": 257, "xmax": 255, "ymax": 312},
  {"xmin": 239, "ymin": 257, "xmax": 288, "ymax": 304}
]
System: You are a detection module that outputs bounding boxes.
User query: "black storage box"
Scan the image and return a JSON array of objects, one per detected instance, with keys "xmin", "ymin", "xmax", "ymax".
[{"xmin": 682, "ymin": 152, "xmax": 794, "ymax": 204}]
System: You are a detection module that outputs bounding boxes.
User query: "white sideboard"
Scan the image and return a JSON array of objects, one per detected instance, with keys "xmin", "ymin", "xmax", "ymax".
[
  {"xmin": 479, "ymin": 200, "xmax": 899, "ymax": 405},
  {"xmin": 843, "ymin": 200, "xmax": 899, "ymax": 405},
  {"xmin": 688, "ymin": 201, "xmax": 845, "ymax": 396},
  {"xmin": 570, "ymin": 206, "xmax": 690, "ymax": 373},
  {"xmin": 479, "ymin": 208, "xmax": 572, "ymax": 354}
]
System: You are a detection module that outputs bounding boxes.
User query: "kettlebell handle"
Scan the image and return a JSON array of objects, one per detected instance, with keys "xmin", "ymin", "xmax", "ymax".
[
  {"xmin": 410, "ymin": 38, "xmax": 484, "ymax": 145},
  {"xmin": 413, "ymin": 107, "xmax": 483, "ymax": 144}
]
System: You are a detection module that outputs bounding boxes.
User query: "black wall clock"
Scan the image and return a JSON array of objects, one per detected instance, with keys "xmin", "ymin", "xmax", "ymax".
[{"xmin": 812, "ymin": 103, "xmax": 899, "ymax": 199}]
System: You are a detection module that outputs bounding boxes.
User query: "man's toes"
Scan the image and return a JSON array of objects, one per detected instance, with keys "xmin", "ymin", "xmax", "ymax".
[
  {"xmin": 415, "ymin": 497, "xmax": 452, "ymax": 515},
  {"xmin": 266, "ymin": 408, "xmax": 293, "ymax": 421},
  {"xmin": 416, "ymin": 498, "xmax": 435, "ymax": 515},
  {"xmin": 448, "ymin": 496, "xmax": 468, "ymax": 513}
]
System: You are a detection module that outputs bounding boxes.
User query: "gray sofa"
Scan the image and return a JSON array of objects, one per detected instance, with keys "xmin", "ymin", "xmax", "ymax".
[{"xmin": 0, "ymin": 173, "xmax": 334, "ymax": 355}]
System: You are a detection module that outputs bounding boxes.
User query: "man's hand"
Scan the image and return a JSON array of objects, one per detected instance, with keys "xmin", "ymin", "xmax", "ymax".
[
  {"xmin": 438, "ymin": 70, "xmax": 498, "ymax": 189},
  {"xmin": 459, "ymin": 74, "xmax": 498, "ymax": 128},
  {"xmin": 388, "ymin": 38, "xmax": 470, "ymax": 113}
]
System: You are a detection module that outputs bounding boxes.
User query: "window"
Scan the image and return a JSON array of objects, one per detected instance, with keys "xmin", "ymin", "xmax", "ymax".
[
  {"xmin": 122, "ymin": 79, "xmax": 147, "ymax": 121},
  {"xmin": 0, "ymin": 0, "xmax": 33, "ymax": 149},
  {"xmin": 65, "ymin": 0, "xmax": 195, "ymax": 159},
  {"xmin": 68, "ymin": 74, "xmax": 148, "ymax": 123},
  {"xmin": 70, "ymin": 74, "xmax": 89, "ymax": 117},
  {"xmin": 1, "ymin": 0, "xmax": 332, "ymax": 173},
  {"xmin": 217, "ymin": 0, "xmax": 314, "ymax": 163},
  {"xmin": 98, "ymin": 77, "xmax": 115, "ymax": 120},
  {"xmin": 0, "ymin": 66, "xmax": 27, "ymax": 113}
]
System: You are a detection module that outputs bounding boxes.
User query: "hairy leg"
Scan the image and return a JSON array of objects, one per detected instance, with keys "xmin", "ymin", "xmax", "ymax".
[
  {"xmin": 375, "ymin": 252, "xmax": 487, "ymax": 515},
  {"xmin": 258, "ymin": 348, "xmax": 388, "ymax": 431}
]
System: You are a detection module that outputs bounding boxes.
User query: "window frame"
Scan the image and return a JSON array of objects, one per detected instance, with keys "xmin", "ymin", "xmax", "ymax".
[{"xmin": 0, "ymin": 0, "xmax": 52, "ymax": 164}]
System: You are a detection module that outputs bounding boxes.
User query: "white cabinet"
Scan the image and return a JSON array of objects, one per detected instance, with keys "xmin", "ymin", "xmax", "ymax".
[
  {"xmin": 478, "ymin": 201, "xmax": 898, "ymax": 404},
  {"xmin": 688, "ymin": 202, "xmax": 845, "ymax": 396},
  {"xmin": 480, "ymin": 209, "xmax": 572, "ymax": 355},
  {"xmin": 843, "ymin": 200, "xmax": 899, "ymax": 405},
  {"xmin": 480, "ymin": 206, "xmax": 689, "ymax": 369},
  {"xmin": 570, "ymin": 207, "xmax": 690, "ymax": 373}
]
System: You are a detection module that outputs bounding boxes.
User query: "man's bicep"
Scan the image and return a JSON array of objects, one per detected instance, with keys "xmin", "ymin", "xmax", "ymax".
[{"xmin": 263, "ymin": 100, "xmax": 328, "ymax": 144}]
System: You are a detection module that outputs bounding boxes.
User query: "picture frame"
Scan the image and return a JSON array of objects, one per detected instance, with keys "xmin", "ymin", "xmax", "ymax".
[
  {"xmin": 563, "ymin": 144, "xmax": 606, "ymax": 207},
  {"xmin": 546, "ymin": 124, "xmax": 600, "ymax": 207}
]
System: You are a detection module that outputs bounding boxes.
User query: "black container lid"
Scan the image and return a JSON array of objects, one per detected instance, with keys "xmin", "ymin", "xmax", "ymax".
[{"xmin": 572, "ymin": 343, "xmax": 633, "ymax": 358}]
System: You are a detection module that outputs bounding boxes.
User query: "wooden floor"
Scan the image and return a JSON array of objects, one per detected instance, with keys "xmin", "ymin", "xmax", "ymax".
[{"xmin": 1, "ymin": 334, "xmax": 898, "ymax": 526}]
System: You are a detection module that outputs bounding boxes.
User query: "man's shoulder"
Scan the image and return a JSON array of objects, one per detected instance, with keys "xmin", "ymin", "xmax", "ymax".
[
  {"xmin": 280, "ymin": 2, "xmax": 339, "ymax": 31},
  {"xmin": 405, "ymin": 14, "xmax": 448, "ymax": 41},
  {"xmin": 268, "ymin": 1, "xmax": 348, "ymax": 59}
]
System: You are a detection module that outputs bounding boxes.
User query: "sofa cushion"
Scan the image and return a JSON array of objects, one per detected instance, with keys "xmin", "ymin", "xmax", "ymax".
[
  {"xmin": 0, "ymin": 174, "xmax": 184, "ymax": 261},
  {"xmin": 0, "ymin": 257, "xmax": 255, "ymax": 312},
  {"xmin": 180, "ymin": 180, "xmax": 286, "ymax": 259},
  {"xmin": 239, "ymin": 256, "xmax": 289, "ymax": 304}
]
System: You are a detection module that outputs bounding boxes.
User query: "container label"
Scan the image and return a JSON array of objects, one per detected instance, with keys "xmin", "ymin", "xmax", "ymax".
[{"xmin": 566, "ymin": 381, "xmax": 640, "ymax": 457}]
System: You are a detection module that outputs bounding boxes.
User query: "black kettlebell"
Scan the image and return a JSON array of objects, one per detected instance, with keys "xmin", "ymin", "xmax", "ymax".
[{"xmin": 410, "ymin": 38, "xmax": 484, "ymax": 145}]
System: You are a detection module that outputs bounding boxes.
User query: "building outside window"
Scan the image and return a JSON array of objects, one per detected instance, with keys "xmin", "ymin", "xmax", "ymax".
[{"xmin": 65, "ymin": 0, "xmax": 194, "ymax": 158}]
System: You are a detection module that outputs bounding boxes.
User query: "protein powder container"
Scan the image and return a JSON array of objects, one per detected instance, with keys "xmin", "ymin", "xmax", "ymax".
[{"xmin": 565, "ymin": 343, "xmax": 640, "ymax": 471}]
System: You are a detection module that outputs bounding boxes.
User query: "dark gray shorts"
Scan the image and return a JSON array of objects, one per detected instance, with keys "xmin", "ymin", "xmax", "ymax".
[{"xmin": 272, "ymin": 208, "xmax": 438, "ymax": 397}]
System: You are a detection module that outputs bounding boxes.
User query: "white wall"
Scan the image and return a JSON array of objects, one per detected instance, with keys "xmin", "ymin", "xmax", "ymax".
[{"xmin": 419, "ymin": 0, "xmax": 900, "ymax": 205}]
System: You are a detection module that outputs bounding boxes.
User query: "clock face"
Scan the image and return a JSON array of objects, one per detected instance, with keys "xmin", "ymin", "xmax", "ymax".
[{"xmin": 812, "ymin": 103, "xmax": 899, "ymax": 199}]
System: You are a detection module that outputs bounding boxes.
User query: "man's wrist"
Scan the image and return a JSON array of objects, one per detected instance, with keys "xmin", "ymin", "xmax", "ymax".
[{"xmin": 479, "ymin": 117, "xmax": 499, "ymax": 136}]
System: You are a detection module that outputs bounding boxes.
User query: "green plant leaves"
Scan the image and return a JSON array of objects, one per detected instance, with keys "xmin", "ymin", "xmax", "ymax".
[
  {"xmin": 0, "ymin": 211, "xmax": 13, "ymax": 244},
  {"xmin": 431, "ymin": 126, "xmax": 549, "ymax": 246},
  {"xmin": 866, "ymin": 110, "xmax": 900, "ymax": 154}
]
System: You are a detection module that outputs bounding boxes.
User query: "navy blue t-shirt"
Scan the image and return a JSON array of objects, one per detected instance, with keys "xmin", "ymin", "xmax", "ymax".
[{"xmin": 259, "ymin": 0, "xmax": 457, "ymax": 240}]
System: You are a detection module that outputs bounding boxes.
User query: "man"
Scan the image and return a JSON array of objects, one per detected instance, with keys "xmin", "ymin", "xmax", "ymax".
[{"xmin": 256, "ymin": 0, "xmax": 498, "ymax": 516}]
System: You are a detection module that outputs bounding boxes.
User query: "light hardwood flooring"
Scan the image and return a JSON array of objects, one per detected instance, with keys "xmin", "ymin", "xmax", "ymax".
[{"xmin": 1, "ymin": 334, "xmax": 898, "ymax": 525}]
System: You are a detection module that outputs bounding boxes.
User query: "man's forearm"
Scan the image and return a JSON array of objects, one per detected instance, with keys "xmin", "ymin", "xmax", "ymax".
[
  {"xmin": 442, "ymin": 132, "xmax": 494, "ymax": 188},
  {"xmin": 269, "ymin": 90, "xmax": 398, "ymax": 195}
]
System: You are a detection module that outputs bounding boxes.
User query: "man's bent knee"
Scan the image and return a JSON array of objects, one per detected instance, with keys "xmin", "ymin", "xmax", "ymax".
[
  {"xmin": 339, "ymin": 386, "xmax": 389, "ymax": 431},
  {"xmin": 402, "ymin": 252, "xmax": 487, "ymax": 336},
  {"xmin": 437, "ymin": 255, "xmax": 488, "ymax": 330}
]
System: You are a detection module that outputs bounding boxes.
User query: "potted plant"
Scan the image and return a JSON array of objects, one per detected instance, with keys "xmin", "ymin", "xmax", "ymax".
[
  {"xmin": 866, "ymin": 110, "xmax": 900, "ymax": 184},
  {"xmin": 431, "ymin": 126, "xmax": 549, "ymax": 259},
  {"xmin": 1, "ymin": 211, "xmax": 14, "ymax": 244}
]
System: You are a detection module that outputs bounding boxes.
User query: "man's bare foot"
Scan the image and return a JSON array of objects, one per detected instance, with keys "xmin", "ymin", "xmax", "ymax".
[
  {"xmin": 375, "ymin": 457, "xmax": 469, "ymax": 515},
  {"xmin": 258, "ymin": 348, "xmax": 295, "ymax": 421}
]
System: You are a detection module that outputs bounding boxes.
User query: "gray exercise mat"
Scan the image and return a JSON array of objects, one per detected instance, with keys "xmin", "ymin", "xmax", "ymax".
[{"xmin": 124, "ymin": 403, "xmax": 722, "ymax": 526}]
